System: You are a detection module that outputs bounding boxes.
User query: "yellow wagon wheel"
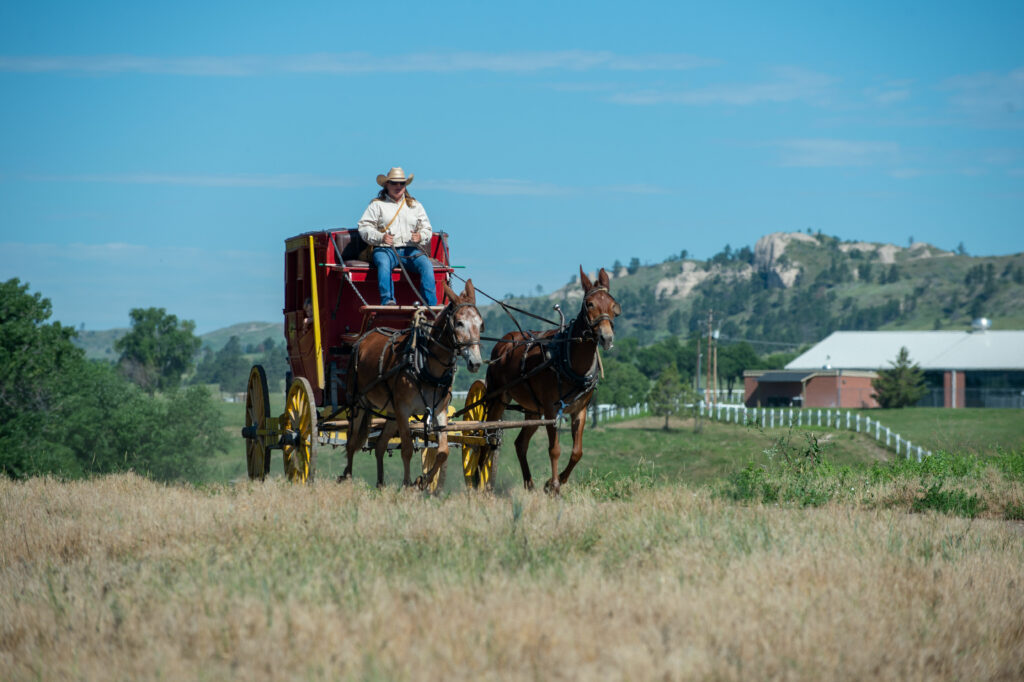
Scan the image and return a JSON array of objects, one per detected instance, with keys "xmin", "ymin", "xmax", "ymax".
[
  {"xmin": 462, "ymin": 380, "xmax": 491, "ymax": 490},
  {"xmin": 281, "ymin": 377, "xmax": 318, "ymax": 483},
  {"xmin": 420, "ymin": 404, "xmax": 457, "ymax": 493},
  {"xmin": 244, "ymin": 365, "xmax": 271, "ymax": 480},
  {"xmin": 421, "ymin": 446, "xmax": 445, "ymax": 493}
]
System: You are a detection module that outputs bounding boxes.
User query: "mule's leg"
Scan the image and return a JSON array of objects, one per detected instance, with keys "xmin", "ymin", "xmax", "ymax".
[
  {"xmin": 418, "ymin": 409, "xmax": 450, "ymax": 491},
  {"xmin": 514, "ymin": 417, "xmax": 539, "ymax": 491},
  {"xmin": 341, "ymin": 409, "xmax": 370, "ymax": 481},
  {"xmin": 480, "ymin": 398, "xmax": 508, "ymax": 491},
  {"xmin": 558, "ymin": 407, "xmax": 587, "ymax": 485},
  {"xmin": 394, "ymin": 414, "xmax": 416, "ymax": 488},
  {"xmin": 374, "ymin": 420, "xmax": 398, "ymax": 488},
  {"xmin": 542, "ymin": 411, "xmax": 562, "ymax": 495}
]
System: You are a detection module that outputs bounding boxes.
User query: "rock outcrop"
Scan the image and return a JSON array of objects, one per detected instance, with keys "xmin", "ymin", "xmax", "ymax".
[{"xmin": 753, "ymin": 232, "xmax": 814, "ymax": 287}]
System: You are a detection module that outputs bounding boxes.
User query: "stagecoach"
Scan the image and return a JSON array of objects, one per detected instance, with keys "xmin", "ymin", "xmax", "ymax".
[
  {"xmin": 241, "ymin": 228, "xmax": 505, "ymax": 488},
  {"xmin": 241, "ymin": 227, "xmax": 620, "ymax": 492}
]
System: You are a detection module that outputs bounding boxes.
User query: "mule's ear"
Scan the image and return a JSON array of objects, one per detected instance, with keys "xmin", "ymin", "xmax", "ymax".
[
  {"xmin": 598, "ymin": 267, "xmax": 610, "ymax": 288},
  {"xmin": 442, "ymin": 281, "xmax": 459, "ymax": 304},
  {"xmin": 461, "ymin": 278, "xmax": 476, "ymax": 304},
  {"xmin": 579, "ymin": 265, "xmax": 593, "ymax": 291}
]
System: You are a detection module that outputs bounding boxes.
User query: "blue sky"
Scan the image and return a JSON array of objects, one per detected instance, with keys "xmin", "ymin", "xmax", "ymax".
[{"xmin": 1, "ymin": 1, "xmax": 1022, "ymax": 333}]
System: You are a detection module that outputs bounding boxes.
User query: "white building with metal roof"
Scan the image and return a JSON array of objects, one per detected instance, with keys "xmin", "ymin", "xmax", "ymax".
[{"xmin": 784, "ymin": 330, "xmax": 1024, "ymax": 408}]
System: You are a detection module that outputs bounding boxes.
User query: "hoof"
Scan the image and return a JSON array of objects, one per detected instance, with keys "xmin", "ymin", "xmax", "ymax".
[
  {"xmin": 336, "ymin": 471, "xmax": 352, "ymax": 483},
  {"xmin": 543, "ymin": 478, "xmax": 560, "ymax": 495},
  {"xmin": 414, "ymin": 475, "xmax": 427, "ymax": 490}
]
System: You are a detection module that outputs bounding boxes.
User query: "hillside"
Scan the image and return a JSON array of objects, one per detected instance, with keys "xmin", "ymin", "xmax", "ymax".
[
  {"xmin": 197, "ymin": 321, "xmax": 282, "ymax": 352},
  {"xmin": 479, "ymin": 232, "xmax": 1024, "ymax": 350},
  {"xmin": 72, "ymin": 232, "xmax": 1024, "ymax": 362},
  {"xmin": 73, "ymin": 321, "xmax": 283, "ymax": 359},
  {"xmin": 73, "ymin": 328, "xmax": 127, "ymax": 360}
]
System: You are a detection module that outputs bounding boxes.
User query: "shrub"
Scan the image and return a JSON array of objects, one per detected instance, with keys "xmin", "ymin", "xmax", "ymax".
[
  {"xmin": 1003, "ymin": 502, "xmax": 1024, "ymax": 521},
  {"xmin": 912, "ymin": 483, "xmax": 986, "ymax": 518}
]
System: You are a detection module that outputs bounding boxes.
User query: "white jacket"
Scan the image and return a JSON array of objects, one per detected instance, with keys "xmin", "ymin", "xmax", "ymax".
[{"xmin": 356, "ymin": 196, "xmax": 432, "ymax": 248}]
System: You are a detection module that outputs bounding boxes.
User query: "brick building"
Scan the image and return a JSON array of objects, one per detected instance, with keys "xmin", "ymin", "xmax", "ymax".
[{"xmin": 743, "ymin": 330, "xmax": 1024, "ymax": 409}]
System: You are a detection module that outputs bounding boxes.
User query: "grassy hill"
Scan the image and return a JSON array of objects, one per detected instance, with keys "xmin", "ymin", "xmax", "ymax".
[
  {"xmin": 72, "ymin": 321, "xmax": 283, "ymax": 359},
  {"xmin": 198, "ymin": 321, "xmax": 282, "ymax": 352},
  {"xmin": 72, "ymin": 328, "xmax": 128, "ymax": 360},
  {"xmin": 479, "ymin": 232, "xmax": 1024, "ymax": 350}
]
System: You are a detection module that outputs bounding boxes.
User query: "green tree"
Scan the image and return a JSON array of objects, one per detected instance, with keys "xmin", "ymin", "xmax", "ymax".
[
  {"xmin": 257, "ymin": 339, "xmax": 290, "ymax": 391},
  {"xmin": 635, "ymin": 336, "xmax": 681, "ymax": 380},
  {"xmin": 647, "ymin": 365, "xmax": 683, "ymax": 430},
  {"xmin": 1, "ymin": 280, "xmax": 228, "ymax": 481},
  {"xmin": 193, "ymin": 335, "xmax": 249, "ymax": 393},
  {"xmin": 871, "ymin": 346, "xmax": 927, "ymax": 408},
  {"xmin": 595, "ymin": 357, "xmax": 650, "ymax": 407},
  {"xmin": 717, "ymin": 342, "xmax": 759, "ymax": 400},
  {"xmin": 667, "ymin": 309, "xmax": 685, "ymax": 335},
  {"xmin": 114, "ymin": 307, "xmax": 201, "ymax": 393},
  {"xmin": 0, "ymin": 278, "xmax": 83, "ymax": 477}
]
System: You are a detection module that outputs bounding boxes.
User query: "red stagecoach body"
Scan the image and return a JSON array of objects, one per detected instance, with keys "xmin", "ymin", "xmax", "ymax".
[{"xmin": 282, "ymin": 229, "xmax": 453, "ymax": 407}]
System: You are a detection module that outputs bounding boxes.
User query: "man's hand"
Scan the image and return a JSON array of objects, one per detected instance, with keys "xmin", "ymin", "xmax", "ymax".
[
  {"xmin": 382, "ymin": 233, "xmax": 394, "ymax": 246},
  {"xmin": 409, "ymin": 231, "xmax": 421, "ymax": 244}
]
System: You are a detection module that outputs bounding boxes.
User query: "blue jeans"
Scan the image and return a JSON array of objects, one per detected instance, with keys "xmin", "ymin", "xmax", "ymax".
[{"xmin": 372, "ymin": 246, "xmax": 437, "ymax": 305}]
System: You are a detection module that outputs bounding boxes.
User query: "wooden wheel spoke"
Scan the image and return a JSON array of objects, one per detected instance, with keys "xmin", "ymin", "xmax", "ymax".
[
  {"xmin": 243, "ymin": 365, "xmax": 271, "ymax": 480},
  {"xmin": 282, "ymin": 377, "xmax": 318, "ymax": 484},
  {"xmin": 463, "ymin": 380, "xmax": 490, "ymax": 489}
]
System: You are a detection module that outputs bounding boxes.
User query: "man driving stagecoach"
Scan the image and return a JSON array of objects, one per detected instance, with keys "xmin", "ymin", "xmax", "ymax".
[{"xmin": 356, "ymin": 167, "xmax": 437, "ymax": 306}]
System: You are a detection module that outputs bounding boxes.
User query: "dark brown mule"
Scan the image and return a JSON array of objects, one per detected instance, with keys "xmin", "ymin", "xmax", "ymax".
[
  {"xmin": 342, "ymin": 281, "xmax": 483, "ymax": 489},
  {"xmin": 481, "ymin": 267, "xmax": 620, "ymax": 494}
]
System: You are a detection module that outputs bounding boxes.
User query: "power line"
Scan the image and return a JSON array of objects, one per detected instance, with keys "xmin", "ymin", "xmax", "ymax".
[{"xmin": 717, "ymin": 335, "xmax": 802, "ymax": 349}]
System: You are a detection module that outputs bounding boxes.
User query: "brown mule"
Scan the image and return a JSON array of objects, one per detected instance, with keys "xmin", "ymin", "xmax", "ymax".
[
  {"xmin": 481, "ymin": 267, "xmax": 620, "ymax": 494},
  {"xmin": 341, "ymin": 280, "xmax": 484, "ymax": 489}
]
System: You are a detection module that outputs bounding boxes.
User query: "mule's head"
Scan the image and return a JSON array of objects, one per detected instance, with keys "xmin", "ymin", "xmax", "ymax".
[
  {"xmin": 441, "ymin": 279, "xmax": 484, "ymax": 372},
  {"xmin": 579, "ymin": 266, "xmax": 621, "ymax": 351}
]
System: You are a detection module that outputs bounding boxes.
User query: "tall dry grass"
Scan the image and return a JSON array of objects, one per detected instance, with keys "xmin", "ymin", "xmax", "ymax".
[{"xmin": 1, "ymin": 473, "xmax": 1022, "ymax": 681}]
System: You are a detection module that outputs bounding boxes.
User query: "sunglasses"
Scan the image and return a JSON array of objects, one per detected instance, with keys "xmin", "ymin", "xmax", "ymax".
[{"xmin": 387, "ymin": 181, "xmax": 406, "ymax": 187}]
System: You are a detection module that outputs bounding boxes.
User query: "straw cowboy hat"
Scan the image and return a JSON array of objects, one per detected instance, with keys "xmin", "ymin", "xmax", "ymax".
[{"xmin": 376, "ymin": 167, "xmax": 414, "ymax": 186}]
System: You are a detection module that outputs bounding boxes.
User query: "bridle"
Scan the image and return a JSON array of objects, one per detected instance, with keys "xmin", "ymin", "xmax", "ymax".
[
  {"xmin": 579, "ymin": 286, "xmax": 618, "ymax": 338},
  {"xmin": 418, "ymin": 300, "xmax": 482, "ymax": 367}
]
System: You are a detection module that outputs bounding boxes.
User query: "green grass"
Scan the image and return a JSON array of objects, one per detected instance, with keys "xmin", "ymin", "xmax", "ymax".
[
  {"xmin": 208, "ymin": 402, "xmax": 892, "ymax": 490},
  {"xmin": 208, "ymin": 399, "xmax": 1024, "ymax": 496},
  {"xmin": 850, "ymin": 407, "xmax": 1024, "ymax": 456}
]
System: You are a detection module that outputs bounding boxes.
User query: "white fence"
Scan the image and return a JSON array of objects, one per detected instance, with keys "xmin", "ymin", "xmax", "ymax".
[
  {"xmin": 593, "ymin": 403, "xmax": 649, "ymax": 421},
  {"xmin": 697, "ymin": 402, "xmax": 932, "ymax": 462},
  {"xmin": 459, "ymin": 392, "xmax": 931, "ymax": 462}
]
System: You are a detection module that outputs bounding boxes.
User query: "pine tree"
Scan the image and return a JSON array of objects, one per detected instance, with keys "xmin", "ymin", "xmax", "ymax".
[{"xmin": 871, "ymin": 346, "xmax": 927, "ymax": 408}]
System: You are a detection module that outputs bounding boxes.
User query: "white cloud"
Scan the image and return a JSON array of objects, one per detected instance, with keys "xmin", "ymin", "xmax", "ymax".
[
  {"xmin": 871, "ymin": 89, "xmax": 910, "ymax": 104},
  {"xmin": 0, "ymin": 51, "xmax": 715, "ymax": 76},
  {"xmin": 420, "ymin": 179, "xmax": 670, "ymax": 196},
  {"xmin": 420, "ymin": 178, "xmax": 568, "ymax": 196},
  {"xmin": 773, "ymin": 139, "xmax": 900, "ymax": 167},
  {"xmin": 609, "ymin": 67, "xmax": 836, "ymax": 106},
  {"xmin": 941, "ymin": 67, "xmax": 1024, "ymax": 118},
  {"xmin": 23, "ymin": 173, "xmax": 354, "ymax": 188},
  {"xmin": 17, "ymin": 173, "xmax": 668, "ymax": 196}
]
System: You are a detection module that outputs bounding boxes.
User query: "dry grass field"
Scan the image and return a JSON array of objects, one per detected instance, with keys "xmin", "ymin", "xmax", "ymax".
[{"xmin": 2, "ymin": 472, "xmax": 1023, "ymax": 681}]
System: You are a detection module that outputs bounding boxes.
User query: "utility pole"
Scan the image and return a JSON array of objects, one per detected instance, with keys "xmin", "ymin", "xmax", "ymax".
[
  {"xmin": 712, "ymin": 328, "xmax": 719, "ymax": 407},
  {"xmin": 705, "ymin": 310, "xmax": 714, "ymax": 406},
  {"xmin": 695, "ymin": 335, "xmax": 703, "ymax": 432}
]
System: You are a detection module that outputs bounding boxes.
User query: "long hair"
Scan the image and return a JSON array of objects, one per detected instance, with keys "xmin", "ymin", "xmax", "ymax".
[{"xmin": 375, "ymin": 187, "xmax": 417, "ymax": 207}]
